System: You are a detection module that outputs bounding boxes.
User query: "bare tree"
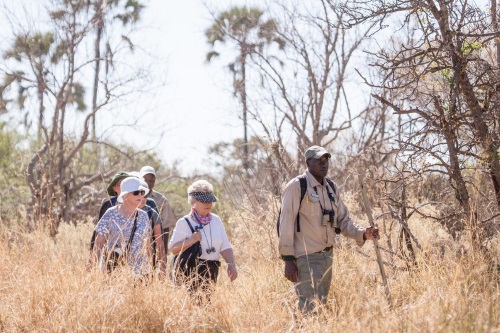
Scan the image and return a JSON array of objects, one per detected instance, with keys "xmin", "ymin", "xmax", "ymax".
[
  {"xmin": 0, "ymin": 0, "xmax": 152, "ymax": 235},
  {"xmin": 339, "ymin": 0, "xmax": 500, "ymax": 247},
  {"xmin": 249, "ymin": 0, "xmax": 379, "ymax": 168},
  {"xmin": 90, "ymin": 0, "xmax": 144, "ymax": 141}
]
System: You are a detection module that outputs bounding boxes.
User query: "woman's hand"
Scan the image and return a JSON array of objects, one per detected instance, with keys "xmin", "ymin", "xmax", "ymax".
[
  {"xmin": 190, "ymin": 231, "xmax": 202, "ymax": 244},
  {"xmin": 227, "ymin": 263, "xmax": 238, "ymax": 282},
  {"xmin": 220, "ymin": 249, "xmax": 237, "ymax": 282}
]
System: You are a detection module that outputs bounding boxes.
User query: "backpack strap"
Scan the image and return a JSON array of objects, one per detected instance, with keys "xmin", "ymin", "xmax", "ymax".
[
  {"xmin": 295, "ymin": 175, "xmax": 308, "ymax": 232},
  {"xmin": 184, "ymin": 217, "xmax": 196, "ymax": 234},
  {"xmin": 325, "ymin": 178, "xmax": 336, "ymax": 196},
  {"xmin": 124, "ymin": 212, "xmax": 138, "ymax": 255},
  {"xmin": 289, "ymin": 176, "xmax": 336, "ymax": 233}
]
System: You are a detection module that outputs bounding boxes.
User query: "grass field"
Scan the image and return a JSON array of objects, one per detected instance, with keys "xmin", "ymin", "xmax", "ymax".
[{"xmin": 0, "ymin": 209, "xmax": 498, "ymax": 332}]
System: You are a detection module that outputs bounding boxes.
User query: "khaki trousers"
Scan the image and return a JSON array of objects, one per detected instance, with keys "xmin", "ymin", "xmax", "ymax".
[{"xmin": 294, "ymin": 247, "xmax": 333, "ymax": 313}]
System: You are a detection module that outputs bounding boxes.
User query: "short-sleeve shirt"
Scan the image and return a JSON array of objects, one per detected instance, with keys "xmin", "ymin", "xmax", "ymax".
[
  {"xmin": 95, "ymin": 207, "xmax": 152, "ymax": 274},
  {"xmin": 168, "ymin": 214, "xmax": 232, "ymax": 261}
]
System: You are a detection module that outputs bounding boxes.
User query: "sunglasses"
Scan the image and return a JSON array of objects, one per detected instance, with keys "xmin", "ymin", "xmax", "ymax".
[{"xmin": 132, "ymin": 190, "xmax": 146, "ymax": 196}]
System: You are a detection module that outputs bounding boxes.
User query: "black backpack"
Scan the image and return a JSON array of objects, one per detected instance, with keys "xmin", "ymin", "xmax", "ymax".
[{"xmin": 276, "ymin": 175, "xmax": 337, "ymax": 236}]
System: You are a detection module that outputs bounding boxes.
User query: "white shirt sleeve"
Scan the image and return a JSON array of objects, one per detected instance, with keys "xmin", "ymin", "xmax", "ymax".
[{"xmin": 168, "ymin": 217, "xmax": 192, "ymax": 250}]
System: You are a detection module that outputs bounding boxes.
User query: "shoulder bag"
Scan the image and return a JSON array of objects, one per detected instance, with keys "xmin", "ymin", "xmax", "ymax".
[
  {"xmin": 173, "ymin": 217, "xmax": 202, "ymax": 276},
  {"xmin": 106, "ymin": 212, "xmax": 138, "ymax": 273}
]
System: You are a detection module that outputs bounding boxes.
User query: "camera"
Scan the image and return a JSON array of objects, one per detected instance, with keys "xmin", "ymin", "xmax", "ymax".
[
  {"xmin": 322, "ymin": 209, "xmax": 333, "ymax": 224},
  {"xmin": 322, "ymin": 209, "xmax": 337, "ymax": 228}
]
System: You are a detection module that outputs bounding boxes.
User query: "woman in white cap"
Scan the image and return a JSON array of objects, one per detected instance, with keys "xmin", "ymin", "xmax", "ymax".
[
  {"xmin": 88, "ymin": 177, "xmax": 152, "ymax": 276},
  {"xmin": 169, "ymin": 179, "xmax": 237, "ymax": 292}
]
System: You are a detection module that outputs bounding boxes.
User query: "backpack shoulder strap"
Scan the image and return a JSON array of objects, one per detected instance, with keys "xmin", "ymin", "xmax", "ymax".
[
  {"xmin": 277, "ymin": 175, "xmax": 309, "ymax": 236},
  {"xmin": 124, "ymin": 212, "xmax": 138, "ymax": 254},
  {"xmin": 184, "ymin": 217, "xmax": 196, "ymax": 234},
  {"xmin": 298, "ymin": 175, "xmax": 307, "ymax": 201},
  {"xmin": 325, "ymin": 178, "xmax": 336, "ymax": 195},
  {"xmin": 296, "ymin": 175, "xmax": 308, "ymax": 232}
]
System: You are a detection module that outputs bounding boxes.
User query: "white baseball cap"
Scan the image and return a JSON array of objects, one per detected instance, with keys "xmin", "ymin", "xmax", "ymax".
[
  {"xmin": 117, "ymin": 177, "xmax": 149, "ymax": 203},
  {"xmin": 140, "ymin": 165, "xmax": 156, "ymax": 177}
]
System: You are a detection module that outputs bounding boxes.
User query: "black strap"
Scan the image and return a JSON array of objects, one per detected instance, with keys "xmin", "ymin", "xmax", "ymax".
[
  {"xmin": 296, "ymin": 176, "xmax": 336, "ymax": 233},
  {"xmin": 124, "ymin": 212, "xmax": 138, "ymax": 255},
  {"xmin": 296, "ymin": 176, "xmax": 307, "ymax": 232},
  {"xmin": 184, "ymin": 217, "xmax": 196, "ymax": 234},
  {"xmin": 277, "ymin": 176, "xmax": 336, "ymax": 235}
]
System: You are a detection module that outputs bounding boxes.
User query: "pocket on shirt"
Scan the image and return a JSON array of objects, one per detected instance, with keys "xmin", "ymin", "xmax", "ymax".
[{"xmin": 299, "ymin": 193, "xmax": 321, "ymax": 218}]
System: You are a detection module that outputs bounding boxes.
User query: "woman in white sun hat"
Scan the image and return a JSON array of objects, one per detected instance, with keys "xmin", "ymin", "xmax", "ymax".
[{"xmin": 89, "ymin": 177, "xmax": 152, "ymax": 276}]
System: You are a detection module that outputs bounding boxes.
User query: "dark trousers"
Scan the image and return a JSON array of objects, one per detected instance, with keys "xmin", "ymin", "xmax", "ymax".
[{"xmin": 173, "ymin": 259, "xmax": 220, "ymax": 293}]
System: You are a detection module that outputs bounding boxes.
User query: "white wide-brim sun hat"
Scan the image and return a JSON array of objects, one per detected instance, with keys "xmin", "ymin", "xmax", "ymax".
[{"xmin": 117, "ymin": 177, "xmax": 149, "ymax": 203}]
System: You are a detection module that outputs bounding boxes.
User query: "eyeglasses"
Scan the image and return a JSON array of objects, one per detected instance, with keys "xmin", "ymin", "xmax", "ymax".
[
  {"xmin": 132, "ymin": 190, "xmax": 146, "ymax": 196},
  {"xmin": 206, "ymin": 246, "xmax": 216, "ymax": 254}
]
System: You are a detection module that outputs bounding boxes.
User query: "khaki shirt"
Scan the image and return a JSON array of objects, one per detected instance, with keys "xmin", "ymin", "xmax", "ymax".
[
  {"xmin": 150, "ymin": 190, "xmax": 176, "ymax": 230},
  {"xmin": 278, "ymin": 170, "xmax": 366, "ymax": 258}
]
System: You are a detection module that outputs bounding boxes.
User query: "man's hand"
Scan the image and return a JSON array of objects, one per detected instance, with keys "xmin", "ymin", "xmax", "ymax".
[
  {"xmin": 284, "ymin": 260, "xmax": 298, "ymax": 282},
  {"xmin": 364, "ymin": 226, "xmax": 380, "ymax": 240}
]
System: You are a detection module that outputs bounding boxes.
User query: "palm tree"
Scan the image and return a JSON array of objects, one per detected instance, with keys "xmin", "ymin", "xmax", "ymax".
[
  {"xmin": 90, "ymin": 0, "xmax": 144, "ymax": 141},
  {"xmin": 205, "ymin": 6, "xmax": 284, "ymax": 172}
]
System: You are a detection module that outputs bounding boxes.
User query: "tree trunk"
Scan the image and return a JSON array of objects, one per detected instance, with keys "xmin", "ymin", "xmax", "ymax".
[
  {"xmin": 241, "ymin": 51, "xmax": 249, "ymax": 172},
  {"xmin": 92, "ymin": 1, "xmax": 104, "ymax": 142},
  {"xmin": 432, "ymin": 0, "xmax": 500, "ymax": 209}
]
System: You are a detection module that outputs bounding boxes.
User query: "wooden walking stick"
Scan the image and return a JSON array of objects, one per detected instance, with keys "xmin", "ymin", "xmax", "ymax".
[{"xmin": 358, "ymin": 170, "xmax": 394, "ymax": 309}]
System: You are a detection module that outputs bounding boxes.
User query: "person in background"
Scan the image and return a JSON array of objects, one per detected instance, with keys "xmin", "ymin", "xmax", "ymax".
[
  {"xmin": 168, "ymin": 180, "xmax": 237, "ymax": 293},
  {"xmin": 137, "ymin": 179, "xmax": 167, "ymax": 276},
  {"xmin": 278, "ymin": 145, "xmax": 380, "ymax": 313},
  {"xmin": 86, "ymin": 171, "xmax": 160, "ymax": 271},
  {"xmin": 140, "ymin": 166, "xmax": 176, "ymax": 252},
  {"xmin": 86, "ymin": 171, "xmax": 129, "ymax": 270},
  {"xmin": 88, "ymin": 177, "xmax": 152, "ymax": 276}
]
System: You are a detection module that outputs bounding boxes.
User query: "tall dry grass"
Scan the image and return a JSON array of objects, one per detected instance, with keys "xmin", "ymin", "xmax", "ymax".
[{"xmin": 0, "ymin": 206, "xmax": 498, "ymax": 332}]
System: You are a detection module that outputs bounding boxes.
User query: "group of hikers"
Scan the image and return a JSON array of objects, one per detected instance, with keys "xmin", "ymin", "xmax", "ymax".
[{"xmin": 85, "ymin": 146, "xmax": 379, "ymax": 312}]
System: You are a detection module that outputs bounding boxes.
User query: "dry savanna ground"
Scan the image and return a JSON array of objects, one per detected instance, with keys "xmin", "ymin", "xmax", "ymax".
[{"xmin": 0, "ymin": 203, "xmax": 498, "ymax": 333}]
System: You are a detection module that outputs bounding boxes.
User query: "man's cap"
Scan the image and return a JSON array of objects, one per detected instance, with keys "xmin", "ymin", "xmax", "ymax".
[
  {"xmin": 140, "ymin": 165, "xmax": 156, "ymax": 177},
  {"xmin": 106, "ymin": 172, "xmax": 131, "ymax": 196},
  {"xmin": 304, "ymin": 145, "xmax": 331, "ymax": 160},
  {"xmin": 139, "ymin": 179, "xmax": 151, "ymax": 197},
  {"xmin": 117, "ymin": 177, "xmax": 149, "ymax": 203},
  {"xmin": 189, "ymin": 191, "xmax": 218, "ymax": 203}
]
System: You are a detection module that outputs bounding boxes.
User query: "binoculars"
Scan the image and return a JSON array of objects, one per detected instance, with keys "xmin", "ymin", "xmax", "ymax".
[{"xmin": 322, "ymin": 209, "xmax": 336, "ymax": 226}]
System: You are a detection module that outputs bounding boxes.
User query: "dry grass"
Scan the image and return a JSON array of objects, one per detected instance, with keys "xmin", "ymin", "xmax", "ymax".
[{"xmin": 0, "ymin": 210, "xmax": 498, "ymax": 333}]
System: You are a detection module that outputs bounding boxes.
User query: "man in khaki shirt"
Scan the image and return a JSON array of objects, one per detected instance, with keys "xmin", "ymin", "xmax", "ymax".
[
  {"xmin": 140, "ymin": 166, "xmax": 177, "ymax": 250},
  {"xmin": 278, "ymin": 145, "xmax": 379, "ymax": 313}
]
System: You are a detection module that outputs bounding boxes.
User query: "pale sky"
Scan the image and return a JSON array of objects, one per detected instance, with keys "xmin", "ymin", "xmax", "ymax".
[
  {"xmin": 0, "ymin": 0, "xmax": 263, "ymax": 175},
  {"xmin": 0, "ymin": 0, "xmax": 365, "ymax": 176},
  {"xmin": 137, "ymin": 0, "xmax": 259, "ymax": 174}
]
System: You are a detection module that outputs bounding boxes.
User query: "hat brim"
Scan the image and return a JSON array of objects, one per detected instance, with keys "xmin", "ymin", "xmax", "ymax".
[
  {"xmin": 106, "ymin": 173, "xmax": 131, "ymax": 196},
  {"xmin": 191, "ymin": 192, "xmax": 218, "ymax": 203},
  {"xmin": 117, "ymin": 184, "xmax": 149, "ymax": 203},
  {"xmin": 311, "ymin": 152, "xmax": 331, "ymax": 159}
]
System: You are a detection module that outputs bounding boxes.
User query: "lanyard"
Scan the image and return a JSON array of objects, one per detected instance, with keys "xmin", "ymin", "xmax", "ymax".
[{"xmin": 313, "ymin": 184, "xmax": 335, "ymax": 211}]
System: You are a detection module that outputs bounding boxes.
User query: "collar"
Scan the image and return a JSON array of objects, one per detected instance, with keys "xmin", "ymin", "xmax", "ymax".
[{"xmin": 305, "ymin": 169, "xmax": 324, "ymax": 188}]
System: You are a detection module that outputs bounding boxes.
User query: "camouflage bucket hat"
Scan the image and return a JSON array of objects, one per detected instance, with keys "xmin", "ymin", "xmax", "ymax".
[{"xmin": 106, "ymin": 172, "xmax": 131, "ymax": 196}]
